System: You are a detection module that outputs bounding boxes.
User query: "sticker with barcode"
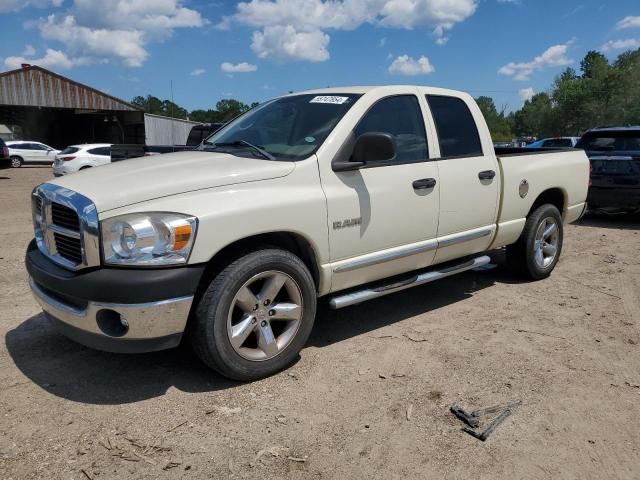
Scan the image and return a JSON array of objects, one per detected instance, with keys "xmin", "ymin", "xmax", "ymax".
[{"xmin": 309, "ymin": 96, "xmax": 350, "ymax": 104}]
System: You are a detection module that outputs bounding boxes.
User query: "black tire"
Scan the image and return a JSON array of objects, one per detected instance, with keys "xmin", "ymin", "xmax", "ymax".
[
  {"xmin": 190, "ymin": 248, "xmax": 317, "ymax": 381},
  {"xmin": 506, "ymin": 204, "xmax": 563, "ymax": 280},
  {"xmin": 10, "ymin": 156, "xmax": 22, "ymax": 168}
]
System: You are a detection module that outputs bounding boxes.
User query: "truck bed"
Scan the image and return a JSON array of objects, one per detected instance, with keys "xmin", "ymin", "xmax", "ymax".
[{"xmin": 494, "ymin": 146, "xmax": 578, "ymax": 156}]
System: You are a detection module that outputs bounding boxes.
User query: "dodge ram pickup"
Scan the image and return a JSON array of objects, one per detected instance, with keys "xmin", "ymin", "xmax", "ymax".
[{"xmin": 26, "ymin": 86, "xmax": 589, "ymax": 381}]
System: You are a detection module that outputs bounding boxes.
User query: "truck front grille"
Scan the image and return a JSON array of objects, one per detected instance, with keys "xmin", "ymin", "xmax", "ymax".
[
  {"xmin": 53, "ymin": 232, "xmax": 83, "ymax": 263},
  {"xmin": 32, "ymin": 184, "xmax": 100, "ymax": 271},
  {"xmin": 51, "ymin": 203, "xmax": 81, "ymax": 231}
]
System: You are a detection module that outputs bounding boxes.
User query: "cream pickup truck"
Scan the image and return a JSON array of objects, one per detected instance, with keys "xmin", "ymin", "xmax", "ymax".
[{"xmin": 26, "ymin": 86, "xmax": 589, "ymax": 380}]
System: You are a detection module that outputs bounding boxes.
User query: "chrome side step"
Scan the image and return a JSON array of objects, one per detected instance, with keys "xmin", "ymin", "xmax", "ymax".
[{"xmin": 328, "ymin": 255, "xmax": 491, "ymax": 309}]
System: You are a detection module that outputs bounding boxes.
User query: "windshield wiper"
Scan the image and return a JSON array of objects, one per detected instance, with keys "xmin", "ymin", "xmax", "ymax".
[{"xmin": 209, "ymin": 140, "xmax": 275, "ymax": 160}]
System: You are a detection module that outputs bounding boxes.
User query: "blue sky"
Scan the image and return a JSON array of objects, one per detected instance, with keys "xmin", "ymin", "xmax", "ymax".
[{"xmin": 1, "ymin": 0, "xmax": 639, "ymax": 113}]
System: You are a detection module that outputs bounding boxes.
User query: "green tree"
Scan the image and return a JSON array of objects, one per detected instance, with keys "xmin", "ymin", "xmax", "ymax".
[
  {"xmin": 511, "ymin": 47, "xmax": 640, "ymax": 137},
  {"xmin": 131, "ymin": 95, "xmax": 187, "ymax": 119},
  {"xmin": 215, "ymin": 99, "xmax": 252, "ymax": 122},
  {"xmin": 475, "ymin": 96, "xmax": 513, "ymax": 141},
  {"xmin": 514, "ymin": 92, "xmax": 555, "ymax": 137}
]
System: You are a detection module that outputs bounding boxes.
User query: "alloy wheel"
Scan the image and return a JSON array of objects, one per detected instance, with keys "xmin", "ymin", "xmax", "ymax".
[
  {"xmin": 226, "ymin": 271, "xmax": 303, "ymax": 361},
  {"xmin": 533, "ymin": 217, "xmax": 559, "ymax": 268}
]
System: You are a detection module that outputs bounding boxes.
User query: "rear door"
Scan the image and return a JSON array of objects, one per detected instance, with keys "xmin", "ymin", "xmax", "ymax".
[
  {"xmin": 424, "ymin": 93, "xmax": 500, "ymax": 264},
  {"xmin": 87, "ymin": 147, "xmax": 112, "ymax": 166},
  {"xmin": 10, "ymin": 142, "xmax": 30, "ymax": 161}
]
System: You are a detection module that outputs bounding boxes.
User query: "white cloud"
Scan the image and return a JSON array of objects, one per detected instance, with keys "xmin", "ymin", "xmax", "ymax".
[
  {"xmin": 388, "ymin": 54, "xmax": 434, "ymax": 75},
  {"xmin": 220, "ymin": 61, "xmax": 258, "ymax": 72},
  {"xmin": 225, "ymin": 0, "xmax": 479, "ymax": 61},
  {"xmin": 40, "ymin": 15, "xmax": 149, "ymax": 67},
  {"xmin": 379, "ymin": 36, "xmax": 386, "ymax": 47},
  {"xmin": 2, "ymin": 0, "xmax": 206, "ymax": 70},
  {"xmin": 251, "ymin": 25, "xmax": 330, "ymax": 62},
  {"xmin": 4, "ymin": 48, "xmax": 83, "ymax": 71},
  {"xmin": 498, "ymin": 41, "xmax": 573, "ymax": 81},
  {"xmin": 71, "ymin": 0, "xmax": 206, "ymax": 40},
  {"xmin": 190, "ymin": 68, "xmax": 206, "ymax": 76},
  {"xmin": 378, "ymin": 0, "xmax": 477, "ymax": 32},
  {"xmin": 22, "ymin": 44, "xmax": 36, "ymax": 56},
  {"xmin": 616, "ymin": 16, "xmax": 640, "ymax": 30},
  {"xmin": 0, "ymin": 0, "xmax": 62, "ymax": 13},
  {"xmin": 601, "ymin": 38, "xmax": 640, "ymax": 52},
  {"xmin": 518, "ymin": 87, "xmax": 534, "ymax": 102}
]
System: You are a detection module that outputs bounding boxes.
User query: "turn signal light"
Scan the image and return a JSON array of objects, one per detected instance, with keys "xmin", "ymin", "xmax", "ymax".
[
  {"xmin": 173, "ymin": 224, "xmax": 193, "ymax": 250},
  {"xmin": 63, "ymin": 156, "xmax": 76, "ymax": 161}
]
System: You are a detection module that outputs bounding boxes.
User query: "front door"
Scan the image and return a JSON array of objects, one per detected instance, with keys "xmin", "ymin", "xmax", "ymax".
[
  {"xmin": 29, "ymin": 143, "xmax": 50, "ymax": 163},
  {"xmin": 318, "ymin": 92, "xmax": 440, "ymax": 292}
]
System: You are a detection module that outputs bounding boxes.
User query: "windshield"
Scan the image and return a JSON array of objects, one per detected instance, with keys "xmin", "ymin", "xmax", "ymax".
[
  {"xmin": 198, "ymin": 93, "xmax": 361, "ymax": 161},
  {"xmin": 576, "ymin": 131, "xmax": 640, "ymax": 152}
]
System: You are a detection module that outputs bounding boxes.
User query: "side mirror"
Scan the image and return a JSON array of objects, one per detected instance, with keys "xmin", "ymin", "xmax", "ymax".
[
  {"xmin": 352, "ymin": 132, "xmax": 396, "ymax": 164},
  {"xmin": 332, "ymin": 132, "xmax": 396, "ymax": 172}
]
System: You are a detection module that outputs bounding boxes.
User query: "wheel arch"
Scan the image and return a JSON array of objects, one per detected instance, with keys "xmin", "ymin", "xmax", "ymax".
[
  {"xmin": 527, "ymin": 187, "xmax": 566, "ymax": 218},
  {"xmin": 195, "ymin": 231, "xmax": 322, "ymax": 299}
]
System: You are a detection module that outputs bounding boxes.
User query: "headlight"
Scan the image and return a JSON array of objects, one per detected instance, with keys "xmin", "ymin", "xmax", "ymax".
[{"xmin": 101, "ymin": 212, "xmax": 197, "ymax": 266}]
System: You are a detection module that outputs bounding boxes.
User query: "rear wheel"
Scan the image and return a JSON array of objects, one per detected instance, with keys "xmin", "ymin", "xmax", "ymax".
[
  {"xmin": 10, "ymin": 156, "xmax": 22, "ymax": 168},
  {"xmin": 507, "ymin": 204, "xmax": 563, "ymax": 280},
  {"xmin": 190, "ymin": 248, "xmax": 316, "ymax": 381}
]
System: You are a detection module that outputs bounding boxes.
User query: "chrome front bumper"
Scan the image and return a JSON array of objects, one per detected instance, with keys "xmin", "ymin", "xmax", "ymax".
[{"xmin": 30, "ymin": 278, "xmax": 193, "ymax": 353}]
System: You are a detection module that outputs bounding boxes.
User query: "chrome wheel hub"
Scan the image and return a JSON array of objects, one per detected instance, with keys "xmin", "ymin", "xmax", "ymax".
[
  {"xmin": 227, "ymin": 271, "xmax": 303, "ymax": 361},
  {"xmin": 533, "ymin": 217, "xmax": 559, "ymax": 268}
]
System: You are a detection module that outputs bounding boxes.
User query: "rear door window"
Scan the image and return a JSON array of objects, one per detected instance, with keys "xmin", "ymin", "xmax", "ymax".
[
  {"xmin": 426, "ymin": 95, "xmax": 483, "ymax": 158},
  {"xmin": 354, "ymin": 95, "xmax": 428, "ymax": 163},
  {"xmin": 88, "ymin": 147, "xmax": 111, "ymax": 156},
  {"xmin": 59, "ymin": 147, "xmax": 79, "ymax": 155}
]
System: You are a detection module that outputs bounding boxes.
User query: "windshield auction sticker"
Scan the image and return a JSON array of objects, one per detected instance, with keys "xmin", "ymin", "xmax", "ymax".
[{"xmin": 309, "ymin": 96, "xmax": 350, "ymax": 104}]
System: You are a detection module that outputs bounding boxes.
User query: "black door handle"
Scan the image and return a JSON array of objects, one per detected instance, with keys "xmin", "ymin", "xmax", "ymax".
[
  {"xmin": 413, "ymin": 178, "xmax": 437, "ymax": 190},
  {"xmin": 478, "ymin": 170, "xmax": 496, "ymax": 180}
]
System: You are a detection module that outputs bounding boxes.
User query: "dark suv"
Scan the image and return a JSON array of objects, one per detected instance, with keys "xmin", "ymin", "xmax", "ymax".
[
  {"xmin": 0, "ymin": 138, "xmax": 11, "ymax": 169},
  {"xmin": 576, "ymin": 127, "xmax": 640, "ymax": 213}
]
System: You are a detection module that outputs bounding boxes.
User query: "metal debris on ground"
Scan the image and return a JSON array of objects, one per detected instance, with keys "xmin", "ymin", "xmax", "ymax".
[
  {"xmin": 450, "ymin": 405, "xmax": 480, "ymax": 428},
  {"xmin": 403, "ymin": 333, "xmax": 427, "ymax": 342},
  {"xmin": 287, "ymin": 456, "xmax": 307, "ymax": 463},
  {"xmin": 450, "ymin": 400, "xmax": 522, "ymax": 442},
  {"xmin": 163, "ymin": 461, "xmax": 182, "ymax": 471}
]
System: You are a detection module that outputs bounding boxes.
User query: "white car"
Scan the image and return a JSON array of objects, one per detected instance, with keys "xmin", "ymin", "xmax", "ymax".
[
  {"xmin": 53, "ymin": 144, "xmax": 112, "ymax": 176},
  {"xmin": 6, "ymin": 141, "xmax": 60, "ymax": 167}
]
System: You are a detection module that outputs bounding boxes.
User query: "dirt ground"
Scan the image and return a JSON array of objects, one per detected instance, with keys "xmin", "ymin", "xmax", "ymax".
[{"xmin": 1, "ymin": 167, "xmax": 639, "ymax": 480}]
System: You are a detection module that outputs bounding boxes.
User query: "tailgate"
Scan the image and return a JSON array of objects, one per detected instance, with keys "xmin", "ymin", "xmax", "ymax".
[{"xmin": 589, "ymin": 155, "xmax": 640, "ymax": 188}]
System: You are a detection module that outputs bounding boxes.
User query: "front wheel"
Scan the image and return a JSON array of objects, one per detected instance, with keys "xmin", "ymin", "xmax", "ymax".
[
  {"xmin": 10, "ymin": 156, "xmax": 22, "ymax": 168},
  {"xmin": 190, "ymin": 248, "xmax": 317, "ymax": 381},
  {"xmin": 507, "ymin": 204, "xmax": 563, "ymax": 280}
]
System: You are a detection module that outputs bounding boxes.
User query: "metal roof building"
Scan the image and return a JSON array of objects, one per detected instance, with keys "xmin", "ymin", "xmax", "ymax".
[{"xmin": 0, "ymin": 65, "xmax": 198, "ymax": 149}]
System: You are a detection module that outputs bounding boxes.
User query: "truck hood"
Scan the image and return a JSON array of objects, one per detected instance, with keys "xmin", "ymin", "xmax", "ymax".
[{"xmin": 49, "ymin": 151, "xmax": 296, "ymax": 212}]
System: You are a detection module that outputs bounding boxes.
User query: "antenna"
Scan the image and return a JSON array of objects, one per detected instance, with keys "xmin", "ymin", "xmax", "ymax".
[{"xmin": 170, "ymin": 80, "xmax": 175, "ymax": 118}]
